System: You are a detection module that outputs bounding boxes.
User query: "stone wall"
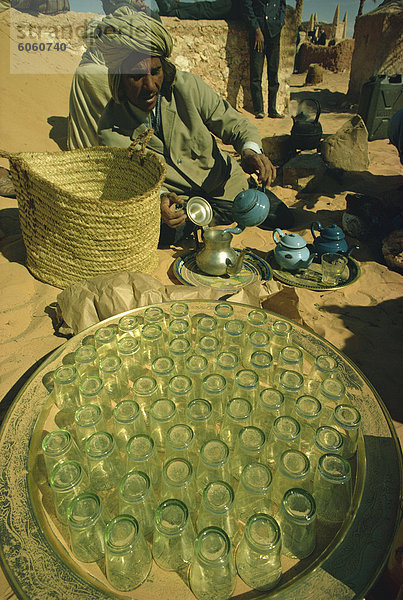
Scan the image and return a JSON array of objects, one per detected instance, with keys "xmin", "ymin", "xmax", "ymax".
[
  {"xmin": 347, "ymin": 1, "xmax": 403, "ymax": 102},
  {"xmin": 164, "ymin": 5, "xmax": 297, "ymax": 113},
  {"xmin": 297, "ymin": 39, "xmax": 355, "ymax": 73}
]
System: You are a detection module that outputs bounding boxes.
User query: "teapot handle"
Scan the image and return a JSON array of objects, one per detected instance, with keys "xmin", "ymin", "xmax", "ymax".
[
  {"xmin": 273, "ymin": 228, "xmax": 283, "ymax": 244},
  {"xmin": 311, "ymin": 221, "xmax": 322, "ymax": 240}
]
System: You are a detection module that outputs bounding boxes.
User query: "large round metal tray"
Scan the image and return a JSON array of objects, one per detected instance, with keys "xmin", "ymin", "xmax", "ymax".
[{"xmin": 0, "ymin": 300, "xmax": 401, "ymax": 600}]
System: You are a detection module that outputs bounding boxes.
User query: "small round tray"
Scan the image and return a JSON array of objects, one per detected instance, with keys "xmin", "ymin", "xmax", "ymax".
[
  {"xmin": 173, "ymin": 249, "xmax": 272, "ymax": 291},
  {"xmin": 266, "ymin": 251, "xmax": 361, "ymax": 291}
]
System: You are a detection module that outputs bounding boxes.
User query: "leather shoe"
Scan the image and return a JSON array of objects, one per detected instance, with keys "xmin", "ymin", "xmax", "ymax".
[
  {"xmin": 268, "ymin": 110, "xmax": 285, "ymax": 119},
  {"xmin": 255, "ymin": 112, "xmax": 265, "ymax": 119}
]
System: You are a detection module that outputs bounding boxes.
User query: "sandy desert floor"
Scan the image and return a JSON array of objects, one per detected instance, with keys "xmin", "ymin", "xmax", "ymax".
[{"xmin": 0, "ymin": 8, "xmax": 402, "ymax": 600}]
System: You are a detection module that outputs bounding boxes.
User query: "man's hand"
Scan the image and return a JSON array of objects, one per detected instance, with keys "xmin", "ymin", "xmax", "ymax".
[
  {"xmin": 241, "ymin": 150, "xmax": 277, "ymax": 187},
  {"xmin": 160, "ymin": 193, "xmax": 187, "ymax": 228},
  {"xmin": 254, "ymin": 28, "xmax": 264, "ymax": 52}
]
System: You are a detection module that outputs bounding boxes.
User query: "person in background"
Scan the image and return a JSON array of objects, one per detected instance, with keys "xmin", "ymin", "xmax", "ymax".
[
  {"xmin": 155, "ymin": 0, "xmax": 232, "ymax": 20},
  {"xmin": 316, "ymin": 27, "xmax": 327, "ymax": 46},
  {"xmin": 94, "ymin": 11, "xmax": 294, "ymax": 244},
  {"xmin": 388, "ymin": 108, "xmax": 403, "ymax": 165},
  {"xmin": 243, "ymin": 0, "xmax": 286, "ymax": 120}
]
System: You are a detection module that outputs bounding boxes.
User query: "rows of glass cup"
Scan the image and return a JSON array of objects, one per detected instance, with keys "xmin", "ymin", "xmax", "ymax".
[{"xmin": 41, "ymin": 303, "xmax": 361, "ymax": 598}]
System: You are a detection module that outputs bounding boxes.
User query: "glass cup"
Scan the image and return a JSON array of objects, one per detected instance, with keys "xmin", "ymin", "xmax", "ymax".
[
  {"xmin": 168, "ymin": 318, "xmax": 192, "ymax": 343},
  {"xmin": 214, "ymin": 302, "xmax": 234, "ymax": 339},
  {"xmin": 317, "ymin": 377, "xmax": 346, "ymax": 418},
  {"xmin": 236, "ymin": 513, "xmax": 282, "ymax": 591},
  {"xmin": 104, "ymin": 514, "xmax": 152, "ymax": 591},
  {"xmin": 117, "ymin": 336, "xmax": 141, "ymax": 384},
  {"xmin": 267, "ymin": 416, "xmax": 301, "ymax": 465},
  {"xmin": 149, "ymin": 398, "xmax": 177, "ymax": 450},
  {"xmin": 223, "ymin": 319, "xmax": 246, "ymax": 357},
  {"xmin": 233, "ymin": 462, "xmax": 273, "ymax": 525},
  {"xmin": 126, "ymin": 434, "xmax": 161, "ymax": 492},
  {"xmin": 67, "ymin": 492, "xmax": 108, "ymax": 562},
  {"xmin": 141, "ymin": 323, "xmax": 166, "ymax": 366},
  {"xmin": 252, "ymin": 388, "xmax": 285, "ymax": 433},
  {"xmin": 152, "ymin": 498, "xmax": 195, "ymax": 572},
  {"xmin": 306, "ymin": 354, "xmax": 338, "ymax": 395},
  {"xmin": 276, "ymin": 345, "xmax": 304, "ymax": 383},
  {"xmin": 169, "ymin": 301, "xmax": 191, "ymax": 324},
  {"xmin": 75, "ymin": 404, "xmax": 106, "ymax": 451},
  {"xmin": 185, "ymin": 354, "xmax": 208, "ymax": 397},
  {"xmin": 309, "ymin": 425, "xmax": 344, "ymax": 470},
  {"xmin": 165, "ymin": 423, "xmax": 195, "ymax": 461},
  {"xmin": 113, "ymin": 399, "xmax": 147, "ymax": 452},
  {"xmin": 168, "ymin": 337, "xmax": 192, "ymax": 372},
  {"xmin": 168, "ymin": 374, "xmax": 193, "ymax": 418},
  {"xmin": 196, "ymin": 439, "xmax": 232, "ymax": 491},
  {"xmin": 119, "ymin": 470, "xmax": 157, "ymax": 540},
  {"xmin": 185, "ymin": 399, "xmax": 215, "ymax": 450},
  {"xmin": 117, "ymin": 314, "xmax": 141, "ymax": 339},
  {"xmin": 201, "ymin": 374, "xmax": 227, "ymax": 419},
  {"xmin": 85, "ymin": 431, "xmax": 124, "ymax": 491},
  {"xmin": 269, "ymin": 320, "xmax": 293, "ymax": 362},
  {"xmin": 313, "ymin": 454, "xmax": 352, "ymax": 524},
  {"xmin": 94, "ymin": 326, "xmax": 117, "ymax": 359},
  {"xmin": 246, "ymin": 308, "xmax": 268, "ymax": 331},
  {"xmin": 233, "ymin": 369, "xmax": 260, "ymax": 407},
  {"xmin": 152, "ymin": 356, "xmax": 176, "ymax": 394},
  {"xmin": 196, "ymin": 480, "xmax": 239, "ymax": 546},
  {"xmin": 79, "ymin": 375, "xmax": 112, "ymax": 421},
  {"xmin": 216, "ymin": 351, "xmax": 239, "ymax": 397},
  {"xmin": 143, "ymin": 305, "xmax": 166, "ymax": 327},
  {"xmin": 250, "ymin": 351, "xmax": 273, "ymax": 387},
  {"xmin": 332, "ymin": 404, "xmax": 361, "ymax": 459},
  {"xmin": 220, "ymin": 398, "xmax": 252, "ymax": 450},
  {"xmin": 161, "ymin": 457, "xmax": 197, "ymax": 514},
  {"xmin": 53, "ymin": 364, "xmax": 80, "ymax": 413},
  {"xmin": 243, "ymin": 330, "xmax": 270, "ymax": 366},
  {"xmin": 132, "ymin": 375, "xmax": 159, "ymax": 423},
  {"xmin": 271, "ymin": 449, "xmax": 312, "ymax": 508},
  {"xmin": 189, "ymin": 527, "xmax": 236, "ymax": 600},
  {"xmin": 196, "ymin": 335, "xmax": 220, "ymax": 366},
  {"xmin": 321, "ymin": 252, "xmax": 348, "ymax": 286},
  {"xmin": 278, "ymin": 369, "xmax": 305, "ymax": 414},
  {"xmin": 195, "ymin": 315, "xmax": 218, "ymax": 344},
  {"xmin": 293, "ymin": 395, "xmax": 322, "ymax": 455},
  {"xmin": 42, "ymin": 429, "xmax": 82, "ymax": 481},
  {"xmin": 99, "ymin": 354, "xmax": 126, "ymax": 404},
  {"xmin": 74, "ymin": 345, "xmax": 98, "ymax": 379},
  {"xmin": 232, "ymin": 426, "xmax": 266, "ymax": 480},
  {"xmin": 278, "ymin": 488, "xmax": 316, "ymax": 559},
  {"xmin": 50, "ymin": 460, "xmax": 89, "ymax": 524}
]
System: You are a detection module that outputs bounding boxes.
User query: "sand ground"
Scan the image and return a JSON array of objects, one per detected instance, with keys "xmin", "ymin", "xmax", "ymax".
[{"xmin": 0, "ymin": 8, "xmax": 402, "ymax": 600}]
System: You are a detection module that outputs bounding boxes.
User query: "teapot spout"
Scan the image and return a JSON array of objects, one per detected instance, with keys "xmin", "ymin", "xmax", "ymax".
[
  {"xmin": 226, "ymin": 248, "xmax": 247, "ymax": 276},
  {"xmin": 305, "ymin": 252, "xmax": 317, "ymax": 267},
  {"xmin": 346, "ymin": 244, "xmax": 359, "ymax": 257},
  {"xmin": 222, "ymin": 225, "xmax": 244, "ymax": 235}
]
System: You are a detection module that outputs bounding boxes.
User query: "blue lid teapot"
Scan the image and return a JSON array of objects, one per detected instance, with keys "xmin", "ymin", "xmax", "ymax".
[
  {"xmin": 311, "ymin": 222, "xmax": 358, "ymax": 257},
  {"xmin": 222, "ymin": 187, "xmax": 270, "ymax": 235},
  {"xmin": 273, "ymin": 229, "xmax": 317, "ymax": 271}
]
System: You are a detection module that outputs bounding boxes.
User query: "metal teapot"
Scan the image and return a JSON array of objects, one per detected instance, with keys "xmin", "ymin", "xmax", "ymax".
[
  {"xmin": 222, "ymin": 186, "xmax": 270, "ymax": 235},
  {"xmin": 311, "ymin": 221, "xmax": 358, "ymax": 257},
  {"xmin": 290, "ymin": 98, "xmax": 323, "ymax": 151},
  {"xmin": 273, "ymin": 229, "xmax": 317, "ymax": 271}
]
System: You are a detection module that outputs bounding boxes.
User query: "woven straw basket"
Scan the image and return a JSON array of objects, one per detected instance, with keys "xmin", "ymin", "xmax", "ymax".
[{"xmin": 0, "ymin": 130, "xmax": 166, "ymax": 289}]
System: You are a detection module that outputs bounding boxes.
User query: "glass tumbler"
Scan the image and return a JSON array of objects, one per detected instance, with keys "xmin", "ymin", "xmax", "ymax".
[
  {"xmin": 293, "ymin": 395, "xmax": 322, "ymax": 455},
  {"xmin": 232, "ymin": 426, "xmax": 266, "ymax": 480},
  {"xmin": 152, "ymin": 356, "xmax": 176, "ymax": 394},
  {"xmin": 94, "ymin": 326, "xmax": 117, "ymax": 359},
  {"xmin": 233, "ymin": 369, "xmax": 260, "ymax": 407},
  {"xmin": 169, "ymin": 301, "xmax": 191, "ymax": 325},
  {"xmin": 165, "ymin": 423, "xmax": 195, "ymax": 461},
  {"xmin": 196, "ymin": 335, "xmax": 220, "ymax": 366},
  {"xmin": 168, "ymin": 374, "xmax": 193, "ymax": 418},
  {"xmin": 185, "ymin": 354, "xmax": 209, "ymax": 397},
  {"xmin": 113, "ymin": 399, "xmax": 147, "ymax": 452},
  {"xmin": 278, "ymin": 369, "xmax": 305, "ymax": 414},
  {"xmin": 67, "ymin": 492, "xmax": 108, "ymax": 562},
  {"xmin": 189, "ymin": 527, "xmax": 236, "ymax": 600},
  {"xmin": 269, "ymin": 320, "xmax": 293, "ymax": 362},
  {"xmin": 313, "ymin": 453, "xmax": 352, "ymax": 524},
  {"xmin": 79, "ymin": 375, "xmax": 112, "ymax": 421},
  {"xmin": 317, "ymin": 377, "xmax": 346, "ymax": 420},
  {"xmin": 117, "ymin": 336, "xmax": 141, "ymax": 383},
  {"xmin": 250, "ymin": 351, "xmax": 273, "ymax": 387},
  {"xmin": 214, "ymin": 302, "xmax": 234, "ymax": 339},
  {"xmin": 152, "ymin": 498, "xmax": 195, "ymax": 571},
  {"xmin": 168, "ymin": 337, "xmax": 192, "ymax": 372},
  {"xmin": 233, "ymin": 462, "xmax": 273, "ymax": 525},
  {"xmin": 197, "ymin": 480, "xmax": 239, "ymax": 545},
  {"xmin": 42, "ymin": 429, "xmax": 82, "ymax": 481},
  {"xmin": 117, "ymin": 314, "xmax": 141, "ymax": 339},
  {"xmin": 141, "ymin": 323, "xmax": 166, "ymax": 366},
  {"xmin": 216, "ymin": 351, "xmax": 239, "ymax": 397},
  {"xmin": 252, "ymin": 388, "xmax": 285, "ymax": 433},
  {"xmin": 278, "ymin": 488, "xmax": 316, "ymax": 559},
  {"xmin": 85, "ymin": 431, "xmax": 124, "ymax": 491},
  {"xmin": 309, "ymin": 425, "xmax": 344, "ymax": 470},
  {"xmin": 243, "ymin": 330, "xmax": 270, "ymax": 366},
  {"xmin": 196, "ymin": 439, "xmax": 232, "ymax": 491},
  {"xmin": 220, "ymin": 397, "xmax": 252, "ymax": 450},
  {"xmin": 168, "ymin": 318, "xmax": 192, "ymax": 343},
  {"xmin": 246, "ymin": 308, "xmax": 268, "ymax": 331},
  {"xmin": 271, "ymin": 449, "xmax": 311, "ymax": 508},
  {"xmin": 99, "ymin": 354, "xmax": 126, "ymax": 403},
  {"xmin": 185, "ymin": 399, "xmax": 215, "ymax": 449},
  {"xmin": 75, "ymin": 404, "xmax": 106, "ymax": 451},
  {"xmin": 161, "ymin": 457, "xmax": 197, "ymax": 514},
  {"xmin": 50, "ymin": 460, "xmax": 89, "ymax": 524},
  {"xmin": 119, "ymin": 470, "xmax": 157, "ymax": 539},
  {"xmin": 276, "ymin": 345, "xmax": 304, "ymax": 381},
  {"xmin": 306, "ymin": 354, "xmax": 338, "ymax": 395},
  {"xmin": 195, "ymin": 315, "xmax": 218, "ymax": 344},
  {"xmin": 149, "ymin": 398, "xmax": 177, "ymax": 450},
  {"xmin": 223, "ymin": 319, "xmax": 246, "ymax": 357},
  {"xmin": 267, "ymin": 416, "xmax": 301, "ymax": 465},
  {"xmin": 132, "ymin": 375, "xmax": 159, "ymax": 423},
  {"xmin": 53, "ymin": 365, "xmax": 80, "ymax": 413},
  {"xmin": 74, "ymin": 345, "xmax": 98, "ymax": 379},
  {"xmin": 236, "ymin": 513, "xmax": 282, "ymax": 591},
  {"xmin": 201, "ymin": 374, "xmax": 227, "ymax": 419},
  {"xmin": 104, "ymin": 514, "xmax": 152, "ymax": 591},
  {"xmin": 332, "ymin": 404, "xmax": 361, "ymax": 460},
  {"xmin": 126, "ymin": 434, "xmax": 161, "ymax": 492},
  {"xmin": 144, "ymin": 305, "xmax": 166, "ymax": 327}
]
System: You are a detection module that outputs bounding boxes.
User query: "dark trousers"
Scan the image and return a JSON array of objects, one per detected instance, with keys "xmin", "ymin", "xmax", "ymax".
[
  {"xmin": 156, "ymin": 0, "xmax": 231, "ymax": 19},
  {"xmin": 248, "ymin": 30, "xmax": 281, "ymax": 114}
]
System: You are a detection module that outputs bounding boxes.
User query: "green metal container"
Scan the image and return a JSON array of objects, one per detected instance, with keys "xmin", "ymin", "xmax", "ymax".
[{"xmin": 358, "ymin": 74, "xmax": 403, "ymax": 141}]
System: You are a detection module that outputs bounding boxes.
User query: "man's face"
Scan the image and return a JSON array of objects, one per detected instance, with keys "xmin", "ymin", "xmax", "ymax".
[{"xmin": 121, "ymin": 55, "xmax": 164, "ymax": 112}]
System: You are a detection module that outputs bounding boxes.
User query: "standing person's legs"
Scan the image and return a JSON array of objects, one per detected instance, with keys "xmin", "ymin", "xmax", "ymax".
[
  {"xmin": 266, "ymin": 32, "xmax": 283, "ymax": 118},
  {"xmin": 248, "ymin": 30, "xmax": 265, "ymax": 117}
]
